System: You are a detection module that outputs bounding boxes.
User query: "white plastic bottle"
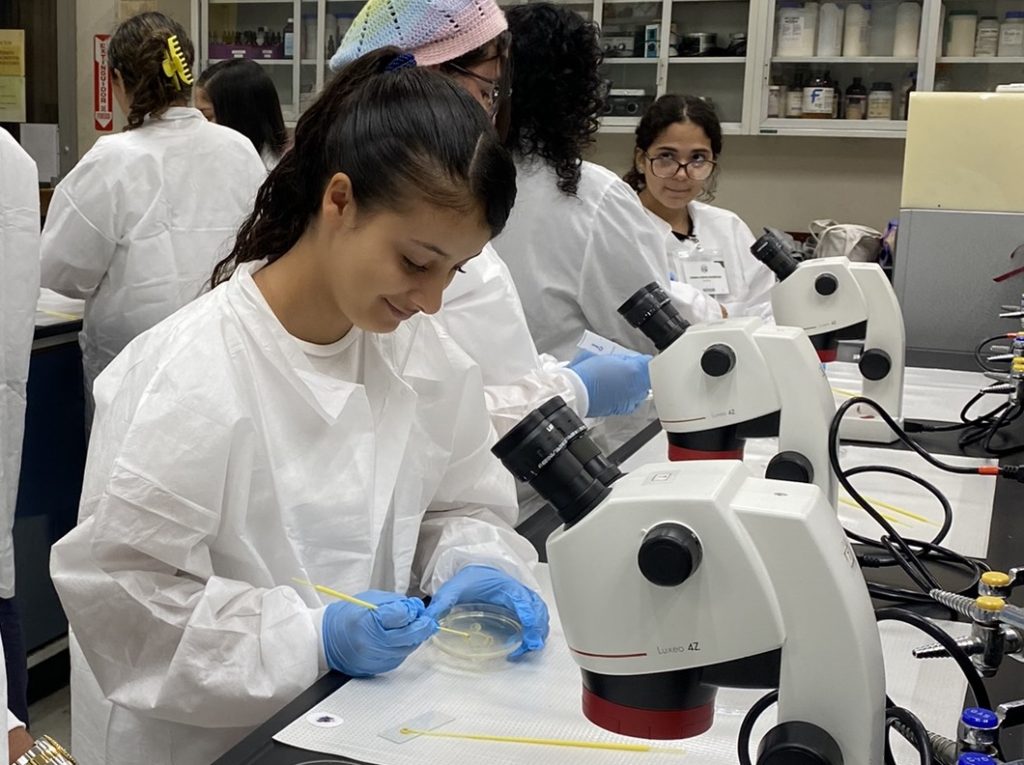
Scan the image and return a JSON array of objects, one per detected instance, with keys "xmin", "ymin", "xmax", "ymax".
[
  {"xmin": 894, "ymin": 2, "xmax": 922, "ymax": 56},
  {"xmin": 776, "ymin": 3, "xmax": 807, "ymax": 56},
  {"xmin": 843, "ymin": 4, "xmax": 871, "ymax": 56},
  {"xmin": 999, "ymin": 12, "xmax": 1024, "ymax": 57},
  {"xmin": 946, "ymin": 11, "xmax": 977, "ymax": 57},
  {"xmin": 975, "ymin": 17, "xmax": 1000, "ymax": 56},
  {"xmin": 817, "ymin": 2, "xmax": 845, "ymax": 55},
  {"xmin": 869, "ymin": 2, "xmax": 898, "ymax": 56}
]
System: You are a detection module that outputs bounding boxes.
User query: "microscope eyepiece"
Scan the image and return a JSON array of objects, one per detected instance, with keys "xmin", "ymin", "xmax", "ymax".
[
  {"xmin": 751, "ymin": 228, "xmax": 800, "ymax": 281},
  {"xmin": 492, "ymin": 397, "xmax": 614, "ymax": 526},
  {"xmin": 618, "ymin": 283, "xmax": 689, "ymax": 352}
]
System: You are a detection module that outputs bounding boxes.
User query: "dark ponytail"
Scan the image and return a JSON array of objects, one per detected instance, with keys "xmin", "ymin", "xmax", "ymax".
[
  {"xmin": 108, "ymin": 11, "xmax": 194, "ymax": 130},
  {"xmin": 624, "ymin": 94, "xmax": 723, "ymax": 200},
  {"xmin": 211, "ymin": 48, "xmax": 516, "ymax": 288}
]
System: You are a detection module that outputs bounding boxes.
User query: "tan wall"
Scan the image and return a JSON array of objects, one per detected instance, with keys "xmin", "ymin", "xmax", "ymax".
[
  {"xmin": 588, "ymin": 133, "xmax": 906, "ymax": 234},
  {"xmin": 75, "ymin": 0, "xmax": 191, "ymax": 155}
]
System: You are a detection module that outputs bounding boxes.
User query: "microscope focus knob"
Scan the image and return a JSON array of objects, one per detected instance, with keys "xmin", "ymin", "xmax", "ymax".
[
  {"xmin": 814, "ymin": 273, "xmax": 839, "ymax": 296},
  {"xmin": 638, "ymin": 524, "xmax": 702, "ymax": 587},
  {"xmin": 701, "ymin": 344, "xmax": 736, "ymax": 377},
  {"xmin": 859, "ymin": 348, "xmax": 892, "ymax": 381},
  {"xmin": 757, "ymin": 721, "xmax": 844, "ymax": 765}
]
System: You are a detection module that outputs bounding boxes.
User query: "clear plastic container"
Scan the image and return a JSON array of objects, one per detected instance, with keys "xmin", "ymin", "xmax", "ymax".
[{"xmin": 431, "ymin": 603, "xmax": 524, "ymax": 667}]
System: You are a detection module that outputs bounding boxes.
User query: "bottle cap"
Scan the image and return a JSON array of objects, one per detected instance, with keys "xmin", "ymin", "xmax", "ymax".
[
  {"xmin": 961, "ymin": 707, "xmax": 1000, "ymax": 730},
  {"xmin": 1007, "ymin": 11, "xmax": 1024, "ymax": 18},
  {"xmin": 958, "ymin": 754, "xmax": 997, "ymax": 765},
  {"xmin": 871, "ymin": 82, "xmax": 893, "ymax": 90}
]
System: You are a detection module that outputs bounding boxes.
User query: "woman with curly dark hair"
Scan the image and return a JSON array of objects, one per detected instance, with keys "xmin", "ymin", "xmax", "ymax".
[
  {"xmin": 40, "ymin": 11, "xmax": 266, "ymax": 403},
  {"xmin": 626, "ymin": 94, "xmax": 775, "ymax": 320},
  {"xmin": 491, "ymin": 3, "xmax": 725, "ymax": 364},
  {"xmin": 327, "ymin": 0, "xmax": 657, "ymax": 428}
]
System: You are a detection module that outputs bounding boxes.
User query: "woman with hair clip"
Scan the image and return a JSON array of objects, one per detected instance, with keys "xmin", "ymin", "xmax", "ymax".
[
  {"xmin": 40, "ymin": 12, "xmax": 266, "ymax": 404},
  {"xmin": 330, "ymin": 0, "xmax": 654, "ymax": 436},
  {"xmin": 626, "ymin": 95, "xmax": 775, "ymax": 320},
  {"xmin": 196, "ymin": 58, "xmax": 289, "ymax": 170},
  {"xmin": 50, "ymin": 48, "xmax": 547, "ymax": 765},
  {"xmin": 492, "ymin": 4, "xmax": 726, "ymax": 364}
]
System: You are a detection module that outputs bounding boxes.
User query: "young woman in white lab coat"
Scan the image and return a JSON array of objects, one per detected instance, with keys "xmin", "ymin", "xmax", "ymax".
[
  {"xmin": 50, "ymin": 49, "xmax": 548, "ymax": 765},
  {"xmin": 40, "ymin": 13, "xmax": 266, "ymax": 401},
  {"xmin": 490, "ymin": 4, "xmax": 724, "ymax": 363},
  {"xmin": 195, "ymin": 59, "xmax": 289, "ymax": 171},
  {"xmin": 625, "ymin": 94, "xmax": 776, "ymax": 321},
  {"xmin": 330, "ymin": 0, "xmax": 654, "ymax": 433},
  {"xmin": 0, "ymin": 128, "xmax": 40, "ymax": 729}
]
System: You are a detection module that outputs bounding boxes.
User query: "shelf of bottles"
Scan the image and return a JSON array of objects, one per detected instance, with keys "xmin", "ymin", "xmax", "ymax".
[
  {"xmin": 935, "ymin": 0, "xmax": 1024, "ymax": 91},
  {"xmin": 759, "ymin": 0, "xmax": 924, "ymax": 135}
]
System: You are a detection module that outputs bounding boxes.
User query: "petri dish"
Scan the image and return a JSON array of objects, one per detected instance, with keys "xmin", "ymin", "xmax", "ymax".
[{"xmin": 431, "ymin": 603, "xmax": 523, "ymax": 662}]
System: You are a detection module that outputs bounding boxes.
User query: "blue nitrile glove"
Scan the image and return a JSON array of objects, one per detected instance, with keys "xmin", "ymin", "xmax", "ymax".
[
  {"xmin": 425, "ymin": 565, "xmax": 549, "ymax": 659},
  {"xmin": 322, "ymin": 590, "xmax": 438, "ymax": 677},
  {"xmin": 568, "ymin": 350, "xmax": 653, "ymax": 417}
]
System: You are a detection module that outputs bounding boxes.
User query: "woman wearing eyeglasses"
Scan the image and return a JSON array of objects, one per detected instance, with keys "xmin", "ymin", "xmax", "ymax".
[{"xmin": 625, "ymin": 95, "xmax": 775, "ymax": 320}]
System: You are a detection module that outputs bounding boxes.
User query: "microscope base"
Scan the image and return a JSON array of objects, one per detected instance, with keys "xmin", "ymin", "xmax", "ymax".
[{"xmin": 839, "ymin": 410, "xmax": 901, "ymax": 444}]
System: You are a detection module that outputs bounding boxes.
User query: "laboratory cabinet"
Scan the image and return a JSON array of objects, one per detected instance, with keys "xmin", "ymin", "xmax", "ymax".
[{"xmin": 195, "ymin": 0, "xmax": 1024, "ymax": 136}]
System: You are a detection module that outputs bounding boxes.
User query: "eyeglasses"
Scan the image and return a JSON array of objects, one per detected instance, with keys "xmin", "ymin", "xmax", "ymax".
[
  {"xmin": 443, "ymin": 62, "xmax": 503, "ymax": 115},
  {"xmin": 645, "ymin": 153, "xmax": 717, "ymax": 181}
]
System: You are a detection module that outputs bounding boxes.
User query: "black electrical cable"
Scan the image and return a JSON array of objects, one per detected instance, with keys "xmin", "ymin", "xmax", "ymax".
[
  {"xmin": 886, "ymin": 706, "xmax": 935, "ymax": 765},
  {"xmin": 974, "ymin": 333, "xmax": 1014, "ymax": 373},
  {"xmin": 737, "ymin": 690, "xmax": 777, "ymax": 765},
  {"xmin": 910, "ymin": 388, "xmax": 1012, "ymax": 434},
  {"xmin": 875, "ymin": 609, "xmax": 992, "ymax": 712},
  {"xmin": 840, "ymin": 465, "xmax": 986, "ymax": 605}
]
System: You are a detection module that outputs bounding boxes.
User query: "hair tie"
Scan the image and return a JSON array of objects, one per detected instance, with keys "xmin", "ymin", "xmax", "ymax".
[
  {"xmin": 385, "ymin": 52, "xmax": 417, "ymax": 72},
  {"xmin": 162, "ymin": 34, "xmax": 194, "ymax": 90}
]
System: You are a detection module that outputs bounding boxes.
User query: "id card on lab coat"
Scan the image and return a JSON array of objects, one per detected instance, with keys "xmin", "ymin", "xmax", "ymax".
[
  {"xmin": 675, "ymin": 236, "xmax": 731, "ymax": 296},
  {"xmin": 682, "ymin": 259, "xmax": 730, "ymax": 295}
]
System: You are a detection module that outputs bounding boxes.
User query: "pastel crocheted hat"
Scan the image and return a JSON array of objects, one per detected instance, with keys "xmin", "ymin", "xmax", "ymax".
[{"xmin": 329, "ymin": 0, "xmax": 507, "ymax": 70}]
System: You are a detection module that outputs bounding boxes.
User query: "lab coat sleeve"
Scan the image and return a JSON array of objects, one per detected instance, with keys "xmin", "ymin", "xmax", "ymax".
[
  {"xmin": 413, "ymin": 350, "xmax": 541, "ymax": 594},
  {"xmin": 50, "ymin": 380, "xmax": 320, "ymax": 729},
  {"xmin": 578, "ymin": 181, "xmax": 723, "ymax": 355},
  {"xmin": 437, "ymin": 251, "xmax": 587, "ymax": 435},
  {"xmin": 40, "ymin": 146, "xmax": 119, "ymax": 299},
  {"xmin": 723, "ymin": 216, "xmax": 776, "ymax": 322},
  {"xmin": 0, "ymin": 131, "xmax": 40, "ymax": 599}
]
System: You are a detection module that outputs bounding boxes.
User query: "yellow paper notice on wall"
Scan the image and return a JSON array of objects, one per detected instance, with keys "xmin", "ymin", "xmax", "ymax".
[
  {"xmin": 0, "ymin": 76, "xmax": 26, "ymax": 122},
  {"xmin": 0, "ymin": 30, "xmax": 26, "ymax": 78}
]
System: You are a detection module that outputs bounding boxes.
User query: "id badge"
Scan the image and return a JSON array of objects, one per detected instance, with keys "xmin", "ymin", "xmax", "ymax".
[{"xmin": 682, "ymin": 259, "xmax": 730, "ymax": 296}]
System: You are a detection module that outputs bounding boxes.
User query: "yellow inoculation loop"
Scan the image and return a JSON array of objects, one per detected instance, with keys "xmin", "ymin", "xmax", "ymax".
[
  {"xmin": 976, "ymin": 596, "xmax": 1006, "ymax": 612},
  {"xmin": 399, "ymin": 727, "xmax": 686, "ymax": 754},
  {"xmin": 291, "ymin": 579, "xmax": 473, "ymax": 639}
]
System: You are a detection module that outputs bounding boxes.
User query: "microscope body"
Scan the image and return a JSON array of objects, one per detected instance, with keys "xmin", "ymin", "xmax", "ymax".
[
  {"xmin": 767, "ymin": 254, "xmax": 906, "ymax": 444},
  {"xmin": 547, "ymin": 460, "xmax": 886, "ymax": 764},
  {"xmin": 650, "ymin": 316, "xmax": 838, "ymax": 506}
]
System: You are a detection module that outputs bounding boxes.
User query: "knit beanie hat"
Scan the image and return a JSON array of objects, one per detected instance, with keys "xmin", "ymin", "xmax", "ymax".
[{"xmin": 329, "ymin": 0, "xmax": 507, "ymax": 71}]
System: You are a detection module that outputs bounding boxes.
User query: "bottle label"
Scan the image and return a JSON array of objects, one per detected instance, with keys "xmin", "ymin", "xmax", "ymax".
[
  {"xmin": 1001, "ymin": 26, "xmax": 1024, "ymax": 46},
  {"xmin": 845, "ymin": 95, "xmax": 866, "ymax": 119},
  {"xmin": 868, "ymin": 94, "xmax": 892, "ymax": 119},
  {"xmin": 802, "ymin": 87, "xmax": 835, "ymax": 114},
  {"xmin": 786, "ymin": 91, "xmax": 804, "ymax": 116}
]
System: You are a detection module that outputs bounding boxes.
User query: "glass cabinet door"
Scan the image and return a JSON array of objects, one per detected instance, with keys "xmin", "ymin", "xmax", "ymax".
[
  {"xmin": 933, "ymin": 0, "xmax": 1024, "ymax": 93},
  {"xmin": 202, "ymin": 0, "xmax": 303, "ymax": 122},
  {"xmin": 667, "ymin": 0, "xmax": 754, "ymax": 132},
  {"xmin": 755, "ymin": 0, "xmax": 925, "ymax": 135}
]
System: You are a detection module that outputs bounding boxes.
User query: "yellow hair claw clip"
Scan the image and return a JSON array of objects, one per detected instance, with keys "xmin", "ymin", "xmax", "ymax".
[{"xmin": 162, "ymin": 34, "xmax": 194, "ymax": 90}]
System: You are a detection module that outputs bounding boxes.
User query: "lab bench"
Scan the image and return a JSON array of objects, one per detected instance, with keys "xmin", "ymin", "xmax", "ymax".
[
  {"xmin": 17, "ymin": 291, "xmax": 86, "ymax": 668},
  {"xmin": 215, "ymin": 382, "xmax": 1024, "ymax": 765}
]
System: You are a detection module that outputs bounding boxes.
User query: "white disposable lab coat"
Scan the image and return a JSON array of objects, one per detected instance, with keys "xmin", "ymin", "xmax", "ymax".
[
  {"xmin": 50, "ymin": 262, "xmax": 537, "ymax": 765},
  {"xmin": 648, "ymin": 202, "xmax": 776, "ymax": 321},
  {"xmin": 0, "ymin": 128, "xmax": 40, "ymax": 600},
  {"xmin": 40, "ymin": 107, "xmax": 266, "ymax": 396},
  {"xmin": 492, "ymin": 159, "xmax": 723, "ymax": 360},
  {"xmin": 438, "ymin": 245, "xmax": 588, "ymax": 435}
]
